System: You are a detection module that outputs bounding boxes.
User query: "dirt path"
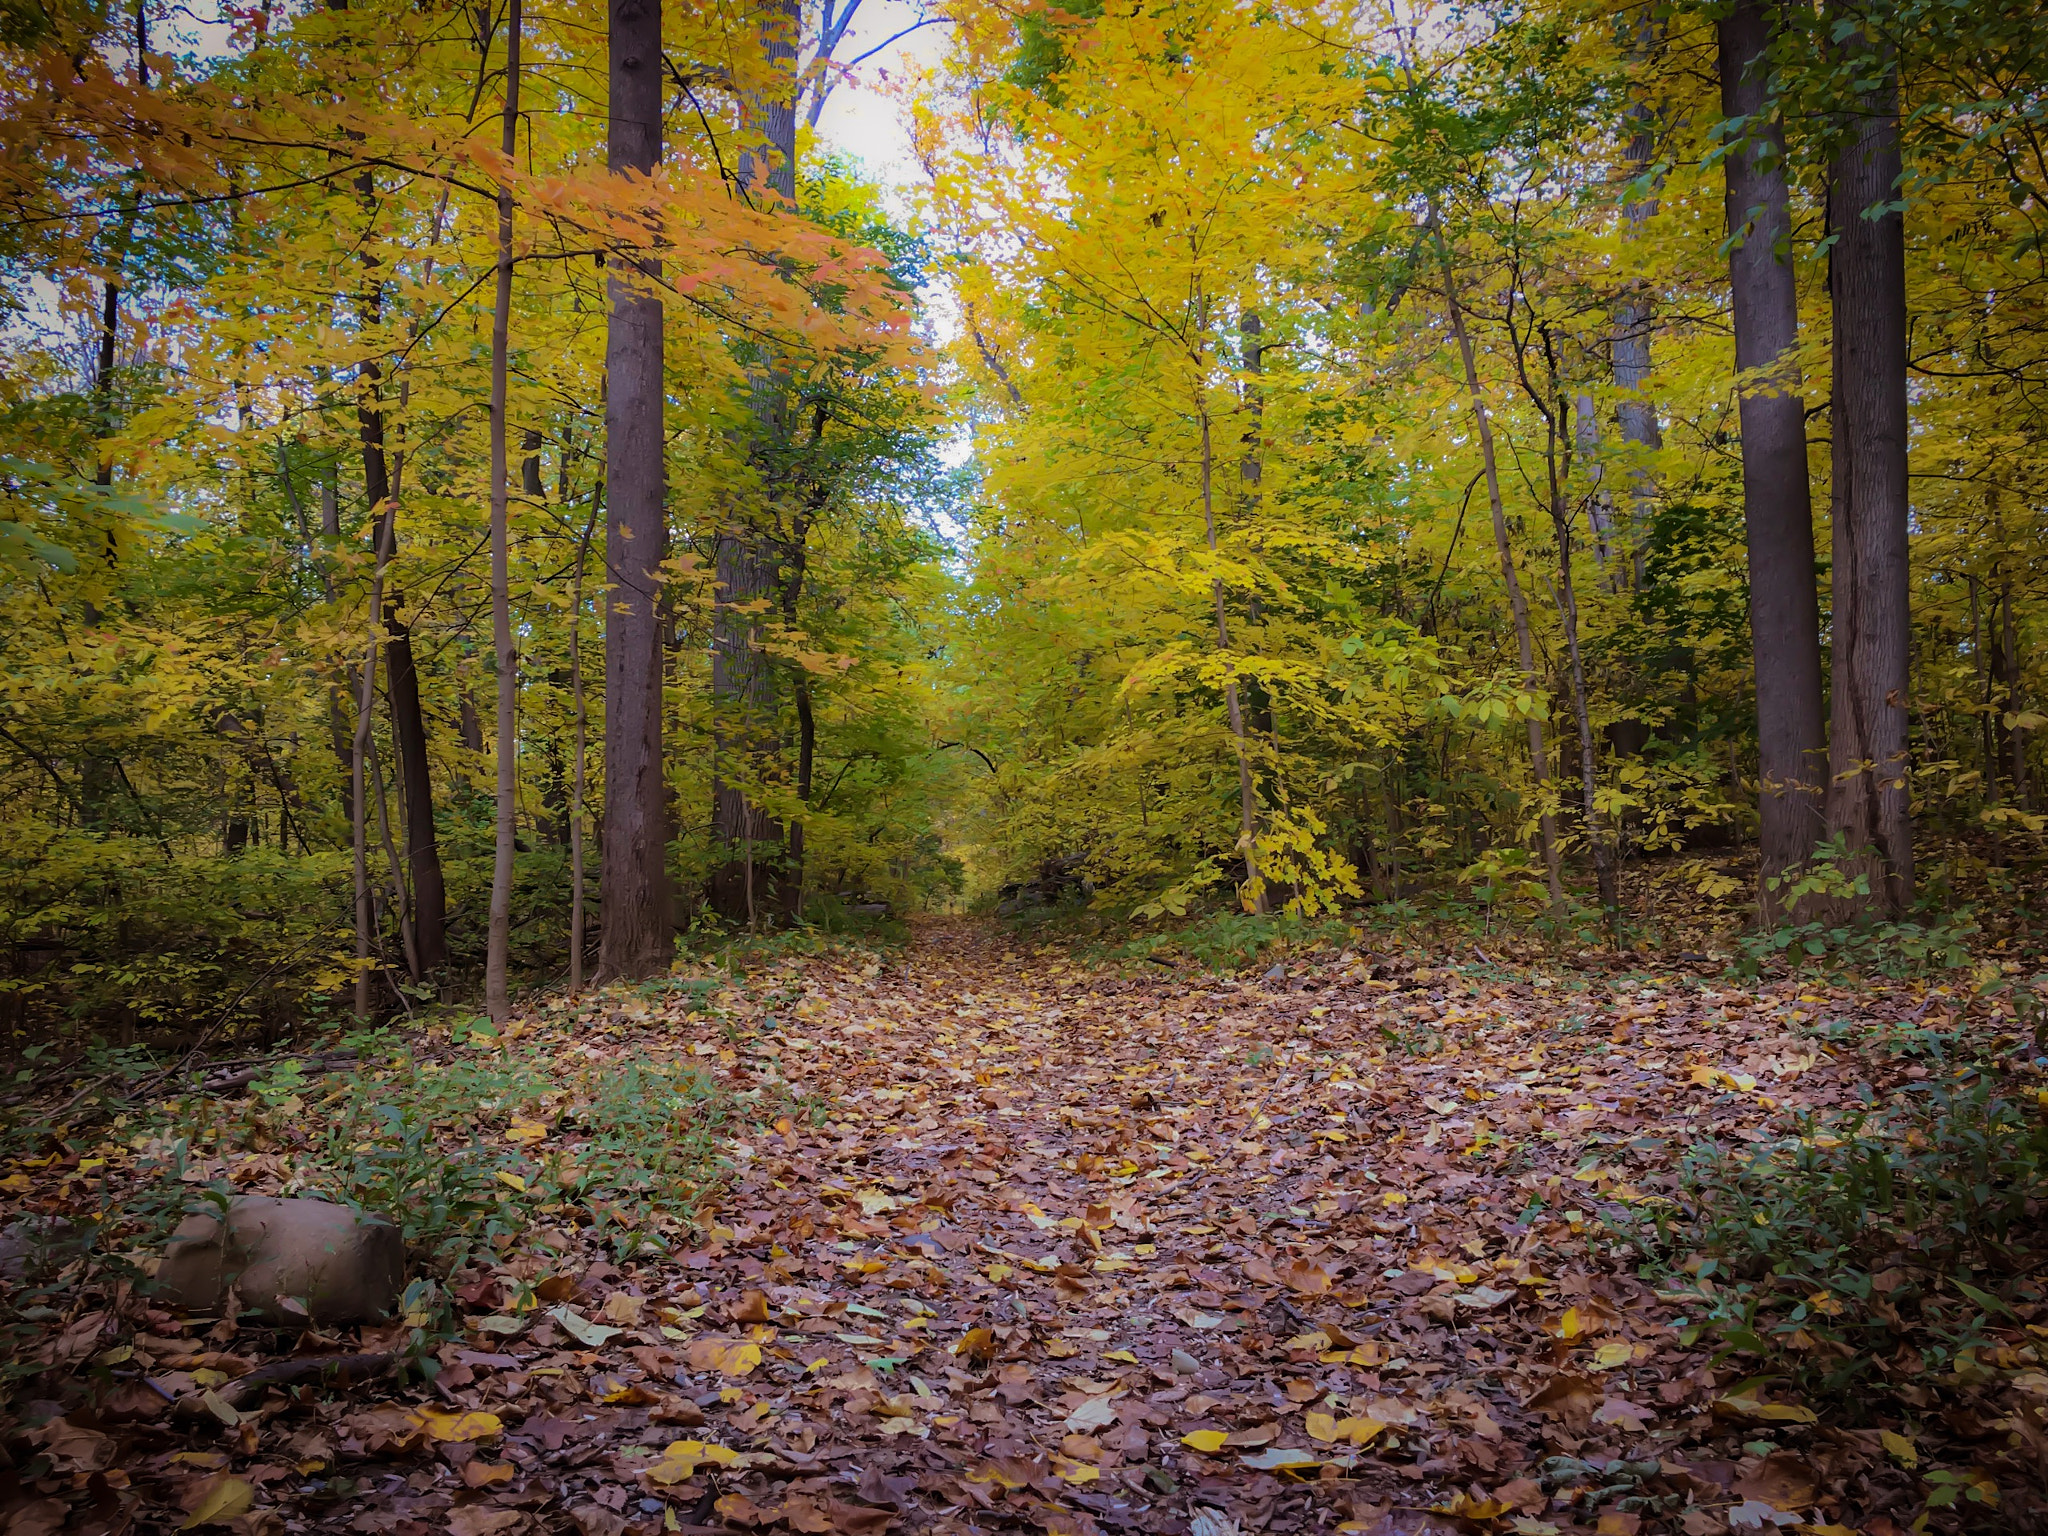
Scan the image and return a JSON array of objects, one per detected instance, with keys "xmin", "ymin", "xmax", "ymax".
[{"xmin": 17, "ymin": 921, "xmax": 1960, "ymax": 1535}]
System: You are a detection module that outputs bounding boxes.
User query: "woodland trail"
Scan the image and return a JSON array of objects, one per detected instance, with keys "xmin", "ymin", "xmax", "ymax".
[{"xmin": 18, "ymin": 923, "xmax": 1984, "ymax": 1535}]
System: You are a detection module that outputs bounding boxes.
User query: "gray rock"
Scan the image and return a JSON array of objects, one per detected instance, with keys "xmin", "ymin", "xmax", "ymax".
[{"xmin": 156, "ymin": 1196, "xmax": 403, "ymax": 1327}]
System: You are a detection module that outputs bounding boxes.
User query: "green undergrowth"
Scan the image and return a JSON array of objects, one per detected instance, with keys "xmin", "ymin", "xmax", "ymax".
[
  {"xmin": 1634, "ymin": 1072, "xmax": 2048, "ymax": 1414},
  {"xmin": 152, "ymin": 1033, "xmax": 770, "ymax": 1268},
  {"xmin": 1088, "ymin": 908, "xmax": 1357, "ymax": 974}
]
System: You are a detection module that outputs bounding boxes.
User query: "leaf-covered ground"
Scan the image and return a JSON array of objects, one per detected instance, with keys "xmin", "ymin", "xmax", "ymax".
[{"xmin": 6, "ymin": 920, "xmax": 2046, "ymax": 1536}]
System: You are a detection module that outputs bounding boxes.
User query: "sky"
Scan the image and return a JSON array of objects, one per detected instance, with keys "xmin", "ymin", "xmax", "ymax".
[{"xmin": 810, "ymin": 0, "xmax": 954, "ymax": 203}]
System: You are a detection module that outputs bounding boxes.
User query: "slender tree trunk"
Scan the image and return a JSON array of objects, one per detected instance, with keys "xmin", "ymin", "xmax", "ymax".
[
  {"xmin": 597, "ymin": 0, "xmax": 672, "ymax": 981},
  {"xmin": 352, "ymin": 513, "xmax": 396, "ymax": 1018},
  {"xmin": 1612, "ymin": 113, "xmax": 1662, "ymax": 590},
  {"xmin": 1970, "ymin": 575, "xmax": 1997, "ymax": 800},
  {"xmin": 1549, "ymin": 414, "xmax": 1619, "ymax": 928},
  {"xmin": 1199, "ymin": 399, "xmax": 1264, "ymax": 913},
  {"xmin": 569, "ymin": 488, "xmax": 599, "ymax": 993},
  {"xmin": 1825, "ymin": 23, "xmax": 1913, "ymax": 911},
  {"xmin": 1438, "ymin": 248, "xmax": 1564, "ymax": 907},
  {"xmin": 1238, "ymin": 311, "xmax": 1277, "ymax": 746},
  {"xmin": 709, "ymin": 0, "xmax": 802, "ymax": 927},
  {"xmin": 2004, "ymin": 579, "xmax": 2033, "ymax": 809},
  {"xmin": 1719, "ymin": 0, "xmax": 1828, "ymax": 918},
  {"xmin": 381, "ymin": 599, "xmax": 447, "ymax": 970},
  {"xmin": 485, "ymin": 0, "xmax": 522, "ymax": 1020}
]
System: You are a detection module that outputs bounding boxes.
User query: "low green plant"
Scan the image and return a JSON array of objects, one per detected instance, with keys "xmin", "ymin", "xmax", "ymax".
[
  {"xmin": 1635, "ymin": 1076, "xmax": 2048, "ymax": 1407},
  {"xmin": 1100, "ymin": 908, "xmax": 1351, "ymax": 973}
]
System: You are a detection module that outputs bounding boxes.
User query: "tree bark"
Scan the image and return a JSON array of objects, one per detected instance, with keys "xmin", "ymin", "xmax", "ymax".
[
  {"xmin": 2002, "ymin": 578, "xmax": 2033, "ymax": 809},
  {"xmin": 1825, "ymin": 24, "xmax": 1913, "ymax": 911},
  {"xmin": 352, "ymin": 513, "xmax": 395, "ymax": 1018},
  {"xmin": 1718, "ymin": 0, "xmax": 1828, "ymax": 919},
  {"xmin": 380, "ymin": 599, "xmax": 447, "ymax": 972},
  {"xmin": 485, "ymin": 0, "xmax": 522, "ymax": 1020},
  {"xmin": 596, "ymin": 0, "xmax": 672, "ymax": 981},
  {"xmin": 570, "ymin": 488, "xmax": 599, "ymax": 993}
]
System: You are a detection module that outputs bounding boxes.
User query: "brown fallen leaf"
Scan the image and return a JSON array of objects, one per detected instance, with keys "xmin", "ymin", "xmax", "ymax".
[
  {"xmin": 1526, "ymin": 1372, "xmax": 1602, "ymax": 1431},
  {"xmin": 729, "ymin": 1288, "xmax": 773, "ymax": 1324},
  {"xmin": 1282, "ymin": 1258, "xmax": 1332, "ymax": 1294},
  {"xmin": 4, "ymin": 1500, "xmax": 67, "ymax": 1536},
  {"xmin": 716, "ymin": 1493, "xmax": 780, "ymax": 1528},
  {"xmin": 461, "ymin": 1461, "xmax": 516, "ymax": 1488},
  {"xmin": 448, "ymin": 1511, "xmax": 527, "ymax": 1536},
  {"xmin": 1733, "ymin": 1452, "xmax": 1817, "ymax": 1510},
  {"xmin": 37, "ymin": 1417, "xmax": 114, "ymax": 1473}
]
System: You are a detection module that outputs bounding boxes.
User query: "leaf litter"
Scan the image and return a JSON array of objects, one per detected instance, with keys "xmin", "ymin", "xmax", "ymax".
[{"xmin": 3, "ymin": 920, "xmax": 2046, "ymax": 1534}]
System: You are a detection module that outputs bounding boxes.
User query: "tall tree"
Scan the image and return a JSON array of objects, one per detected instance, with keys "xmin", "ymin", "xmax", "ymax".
[
  {"xmin": 1825, "ymin": 16, "xmax": 1913, "ymax": 910},
  {"xmin": 484, "ymin": 0, "xmax": 521, "ymax": 1018},
  {"xmin": 597, "ymin": 0, "xmax": 672, "ymax": 979},
  {"xmin": 1717, "ymin": 0, "xmax": 1827, "ymax": 917}
]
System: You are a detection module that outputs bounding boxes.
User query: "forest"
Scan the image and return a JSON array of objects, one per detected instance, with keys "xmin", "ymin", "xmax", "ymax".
[
  {"xmin": 6, "ymin": 0, "xmax": 2048, "ymax": 1528},
  {"xmin": 0, "ymin": 0, "xmax": 2044, "ymax": 1033}
]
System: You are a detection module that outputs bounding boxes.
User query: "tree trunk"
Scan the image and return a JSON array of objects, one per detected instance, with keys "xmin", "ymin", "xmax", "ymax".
[
  {"xmin": 596, "ymin": 0, "xmax": 672, "ymax": 981},
  {"xmin": 1549, "ymin": 411, "xmax": 1620, "ymax": 929},
  {"xmin": 1437, "ymin": 245, "xmax": 1564, "ymax": 908},
  {"xmin": 485, "ymin": 0, "xmax": 521, "ymax": 1020},
  {"xmin": 1612, "ymin": 112, "xmax": 1662, "ymax": 590},
  {"xmin": 2003, "ymin": 579, "xmax": 2033, "ymax": 809},
  {"xmin": 1238, "ymin": 312, "xmax": 1277, "ymax": 745},
  {"xmin": 1200, "ymin": 399, "xmax": 1264, "ymax": 913},
  {"xmin": 352, "ymin": 513, "xmax": 395, "ymax": 1018},
  {"xmin": 571, "ymin": 488, "xmax": 599, "ymax": 993},
  {"xmin": 381, "ymin": 599, "xmax": 447, "ymax": 971},
  {"xmin": 1825, "ymin": 25, "xmax": 1913, "ymax": 911},
  {"xmin": 708, "ymin": 0, "xmax": 801, "ymax": 928},
  {"xmin": 1718, "ymin": 0, "xmax": 1828, "ymax": 919}
]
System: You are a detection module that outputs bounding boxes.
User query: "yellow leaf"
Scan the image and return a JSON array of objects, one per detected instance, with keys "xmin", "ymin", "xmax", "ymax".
[
  {"xmin": 1103, "ymin": 1350, "xmax": 1139, "ymax": 1363},
  {"xmin": 1304, "ymin": 1410, "xmax": 1339, "ymax": 1443},
  {"xmin": 643, "ymin": 1440, "xmax": 742, "ymax": 1485},
  {"xmin": 412, "ymin": 1408, "xmax": 504, "ymax": 1443},
  {"xmin": 1591, "ymin": 1341, "xmax": 1633, "ymax": 1370},
  {"xmin": 1337, "ymin": 1416, "xmax": 1388, "ymax": 1445},
  {"xmin": 1880, "ymin": 1428, "xmax": 1917, "ymax": 1467},
  {"xmin": 1181, "ymin": 1430, "xmax": 1228, "ymax": 1453},
  {"xmin": 683, "ymin": 1338, "xmax": 762, "ymax": 1377},
  {"xmin": 180, "ymin": 1478, "xmax": 254, "ymax": 1529},
  {"xmin": 494, "ymin": 1170, "xmax": 527, "ymax": 1193},
  {"xmin": 1557, "ymin": 1307, "xmax": 1586, "ymax": 1340},
  {"xmin": 1052, "ymin": 1456, "xmax": 1099, "ymax": 1484},
  {"xmin": 506, "ymin": 1118, "xmax": 549, "ymax": 1144}
]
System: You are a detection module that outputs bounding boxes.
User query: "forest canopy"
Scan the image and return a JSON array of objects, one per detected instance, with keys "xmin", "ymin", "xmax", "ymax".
[{"xmin": 1, "ymin": 0, "xmax": 2044, "ymax": 1043}]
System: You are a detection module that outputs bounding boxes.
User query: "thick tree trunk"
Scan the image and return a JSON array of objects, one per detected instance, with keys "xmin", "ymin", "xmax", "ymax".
[
  {"xmin": 596, "ymin": 0, "xmax": 672, "ymax": 981},
  {"xmin": 1718, "ymin": 0, "xmax": 1828, "ymax": 919},
  {"xmin": 485, "ymin": 0, "xmax": 521, "ymax": 1020},
  {"xmin": 380, "ymin": 600, "xmax": 447, "ymax": 972},
  {"xmin": 1825, "ymin": 28, "xmax": 1913, "ymax": 911},
  {"xmin": 708, "ymin": 0, "xmax": 801, "ymax": 928}
]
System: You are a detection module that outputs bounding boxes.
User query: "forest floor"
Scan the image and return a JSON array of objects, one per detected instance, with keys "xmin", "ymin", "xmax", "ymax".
[{"xmin": 6, "ymin": 918, "xmax": 2045, "ymax": 1536}]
